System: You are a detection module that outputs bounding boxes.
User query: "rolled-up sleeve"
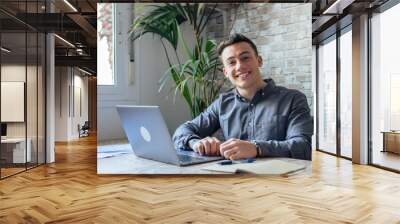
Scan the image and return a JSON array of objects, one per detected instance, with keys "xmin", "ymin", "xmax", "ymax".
[
  {"xmin": 257, "ymin": 92, "xmax": 314, "ymax": 160},
  {"xmin": 172, "ymin": 98, "xmax": 221, "ymax": 150}
]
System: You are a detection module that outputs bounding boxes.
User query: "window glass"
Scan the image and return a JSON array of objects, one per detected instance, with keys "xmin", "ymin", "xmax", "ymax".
[
  {"xmin": 318, "ymin": 37, "xmax": 337, "ymax": 154},
  {"xmin": 97, "ymin": 3, "xmax": 115, "ymax": 85},
  {"xmin": 371, "ymin": 3, "xmax": 400, "ymax": 170},
  {"xmin": 340, "ymin": 29, "xmax": 352, "ymax": 158},
  {"xmin": 1, "ymin": 32, "xmax": 27, "ymax": 177}
]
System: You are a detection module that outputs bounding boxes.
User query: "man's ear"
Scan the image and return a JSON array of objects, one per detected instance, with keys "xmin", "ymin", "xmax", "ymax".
[
  {"xmin": 257, "ymin": 55, "xmax": 263, "ymax": 67},
  {"xmin": 223, "ymin": 67, "xmax": 228, "ymax": 77}
]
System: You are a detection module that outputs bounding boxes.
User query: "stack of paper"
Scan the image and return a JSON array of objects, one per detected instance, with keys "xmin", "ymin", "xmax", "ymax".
[{"xmin": 97, "ymin": 144, "xmax": 133, "ymax": 159}]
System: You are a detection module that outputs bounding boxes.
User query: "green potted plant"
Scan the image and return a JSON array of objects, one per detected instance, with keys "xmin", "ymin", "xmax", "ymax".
[{"xmin": 129, "ymin": 3, "xmax": 226, "ymax": 118}]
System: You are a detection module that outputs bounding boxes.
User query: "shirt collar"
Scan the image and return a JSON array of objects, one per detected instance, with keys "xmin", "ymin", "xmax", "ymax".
[
  {"xmin": 260, "ymin": 78, "xmax": 276, "ymax": 96},
  {"xmin": 235, "ymin": 78, "xmax": 276, "ymax": 102}
]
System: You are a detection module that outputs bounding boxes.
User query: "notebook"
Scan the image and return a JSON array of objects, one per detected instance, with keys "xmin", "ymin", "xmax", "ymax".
[{"xmin": 202, "ymin": 159, "xmax": 306, "ymax": 175}]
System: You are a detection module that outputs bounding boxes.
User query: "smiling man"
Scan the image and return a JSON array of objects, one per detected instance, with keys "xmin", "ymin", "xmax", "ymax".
[{"xmin": 173, "ymin": 33, "xmax": 313, "ymax": 160}]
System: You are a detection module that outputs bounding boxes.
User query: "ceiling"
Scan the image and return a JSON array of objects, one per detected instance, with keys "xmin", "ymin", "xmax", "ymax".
[{"xmin": 0, "ymin": 0, "xmax": 97, "ymax": 75}]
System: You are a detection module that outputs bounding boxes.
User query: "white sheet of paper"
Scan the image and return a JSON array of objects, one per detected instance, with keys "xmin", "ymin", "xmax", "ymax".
[{"xmin": 202, "ymin": 160, "xmax": 306, "ymax": 175}]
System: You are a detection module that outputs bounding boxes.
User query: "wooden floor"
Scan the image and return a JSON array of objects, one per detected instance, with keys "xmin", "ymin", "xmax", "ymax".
[
  {"xmin": 1, "ymin": 167, "xmax": 26, "ymax": 178},
  {"xmin": 1, "ymin": 163, "xmax": 46, "ymax": 178},
  {"xmin": 1, "ymin": 135, "xmax": 400, "ymax": 223}
]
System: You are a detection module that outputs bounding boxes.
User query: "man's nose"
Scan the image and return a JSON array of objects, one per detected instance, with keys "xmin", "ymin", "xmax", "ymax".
[{"xmin": 235, "ymin": 60, "xmax": 244, "ymax": 71}]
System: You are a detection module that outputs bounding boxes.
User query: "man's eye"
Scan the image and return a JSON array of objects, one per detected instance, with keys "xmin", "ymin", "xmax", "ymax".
[{"xmin": 228, "ymin": 61, "xmax": 235, "ymax": 66}]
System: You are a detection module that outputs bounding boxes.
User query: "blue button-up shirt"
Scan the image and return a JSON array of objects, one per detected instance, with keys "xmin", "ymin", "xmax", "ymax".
[{"xmin": 172, "ymin": 79, "xmax": 314, "ymax": 160}]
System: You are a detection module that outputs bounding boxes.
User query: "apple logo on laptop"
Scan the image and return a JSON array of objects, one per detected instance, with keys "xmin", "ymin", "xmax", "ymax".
[{"xmin": 140, "ymin": 126, "xmax": 151, "ymax": 142}]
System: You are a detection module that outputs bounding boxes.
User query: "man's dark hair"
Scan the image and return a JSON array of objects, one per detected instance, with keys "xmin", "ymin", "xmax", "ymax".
[{"xmin": 217, "ymin": 33, "xmax": 259, "ymax": 57}]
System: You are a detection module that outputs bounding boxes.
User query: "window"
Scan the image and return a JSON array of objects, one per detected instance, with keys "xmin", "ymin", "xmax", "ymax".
[
  {"xmin": 97, "ymin": 3, "xmax": 115, "ymax": 85},
  {"xmin": 317, "ymin": 37, "xmax": 337, "ymax": 154},
  {"xmin": 0, "ymin": 1, "xmax": 46, "ymax": 179},
  {"xmin": 339, "ymin": 28, "xmax": 352, "ymax": 158},
  {"xmin": 371, "ymin": 2, "xmax": 400, "ymax": 170},
  {"xmin": 390, "ymin": 74, "xmax": 400, "ymax": 130}
]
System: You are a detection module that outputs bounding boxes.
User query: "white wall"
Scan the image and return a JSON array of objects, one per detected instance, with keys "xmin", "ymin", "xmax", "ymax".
[
  {"xmin": 135, "ymin": 18, "xmax": 193, "ymax": 135},
  {"xmin": 97, "ymin": 3, "xmax": 192, "ymax": 142},
  {"xmin": 55, "ymin": 67, "xmax": 68, "ymax": 141},
  {"xmin": 1, "ymin": 65, "xmax": 27, "ymax": 140},
  {"xmin": 55, "ymin": 67, "xmax": 89, "ymax": 141},
  {"xmin": 1, "ymin": 65, "xmax": 36, "ymax": 137},
  {"xmin": 75, "ymin": 74, "xmax": 89, "ymax": 129},
  {"xmin": 1, "ymin": 63, "xmax": 46, "ymax": 163}
]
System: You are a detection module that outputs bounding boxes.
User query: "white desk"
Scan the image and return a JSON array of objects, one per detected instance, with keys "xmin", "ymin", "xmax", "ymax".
[
  {"xmin": 97, "ymin": 143, "xmax": 311, "ymax": 175},
  {"xmin": 1, "ymin": 138, "xmax": 31, "ymax": 163}
]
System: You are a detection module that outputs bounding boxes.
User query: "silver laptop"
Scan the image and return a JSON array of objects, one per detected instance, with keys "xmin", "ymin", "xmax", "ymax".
[{"xmin": 116, "ymin": 105, "xmax": 223, "ymax": 166}]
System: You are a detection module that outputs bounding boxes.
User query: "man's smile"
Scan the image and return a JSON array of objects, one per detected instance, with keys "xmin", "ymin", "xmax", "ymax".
[{"xmin": 234, "ymin": 71, "xmax": 251, "ymax": 80}]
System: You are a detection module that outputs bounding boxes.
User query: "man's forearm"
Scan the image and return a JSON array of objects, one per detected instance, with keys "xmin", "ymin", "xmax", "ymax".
[
  {"xmin": 172, "ymin": 122, "xmax": 201, "ymax": 150},
  {"xmin": 256, "ymin": 136, "xmax": 312, "ymax": 160},
  {"xmin": 172, "ymin": 98, "xmax": 221, "ymax": 150}
]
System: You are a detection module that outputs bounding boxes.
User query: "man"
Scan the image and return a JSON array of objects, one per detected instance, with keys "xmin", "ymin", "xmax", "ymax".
[{"xmin": 172, "ymin": 33, "xmax": 313, "ymax": 160}]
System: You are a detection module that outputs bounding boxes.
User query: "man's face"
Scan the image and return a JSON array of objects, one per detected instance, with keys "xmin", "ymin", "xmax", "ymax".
[{"xmin": 221, "ymin": 42, "xmax": 263, "ymax": 90}]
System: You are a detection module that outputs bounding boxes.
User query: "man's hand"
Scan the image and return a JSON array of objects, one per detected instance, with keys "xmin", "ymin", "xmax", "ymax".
[
  {"xmin": 219, "ymin": 138, "xmax": 257, "ymax": 160},
  {"xmin": 192, "ymin": 137, "xmax": 221, "ymax": 156}
]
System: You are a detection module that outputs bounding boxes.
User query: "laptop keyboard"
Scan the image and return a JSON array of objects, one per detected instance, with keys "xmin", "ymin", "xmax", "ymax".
[
  {"xmin": 177, "ymin": 153, "xmax": 222, "ymax": 166},
  {"xmin": 177, "ymin": 154, "xmax": 205, "ymax": 162}
]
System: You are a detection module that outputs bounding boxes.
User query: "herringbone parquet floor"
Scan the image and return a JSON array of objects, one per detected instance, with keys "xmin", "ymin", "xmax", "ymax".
[{"xmin": 1, "ymin": 135, "xmax": 400, "ymax": 223}]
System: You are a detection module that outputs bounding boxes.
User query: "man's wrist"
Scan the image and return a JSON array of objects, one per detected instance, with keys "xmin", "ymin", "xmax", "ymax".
[
  {"xmin": 188, "ymin": 139, "xmax": 200, "ymax": 150},
  {"xmin": 184, "ymin": 135, "xmax": 200, "ymax": 149},
  {"xmin": 251, "ymin": 140, "xmax": 262, "ymax": 157}
]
